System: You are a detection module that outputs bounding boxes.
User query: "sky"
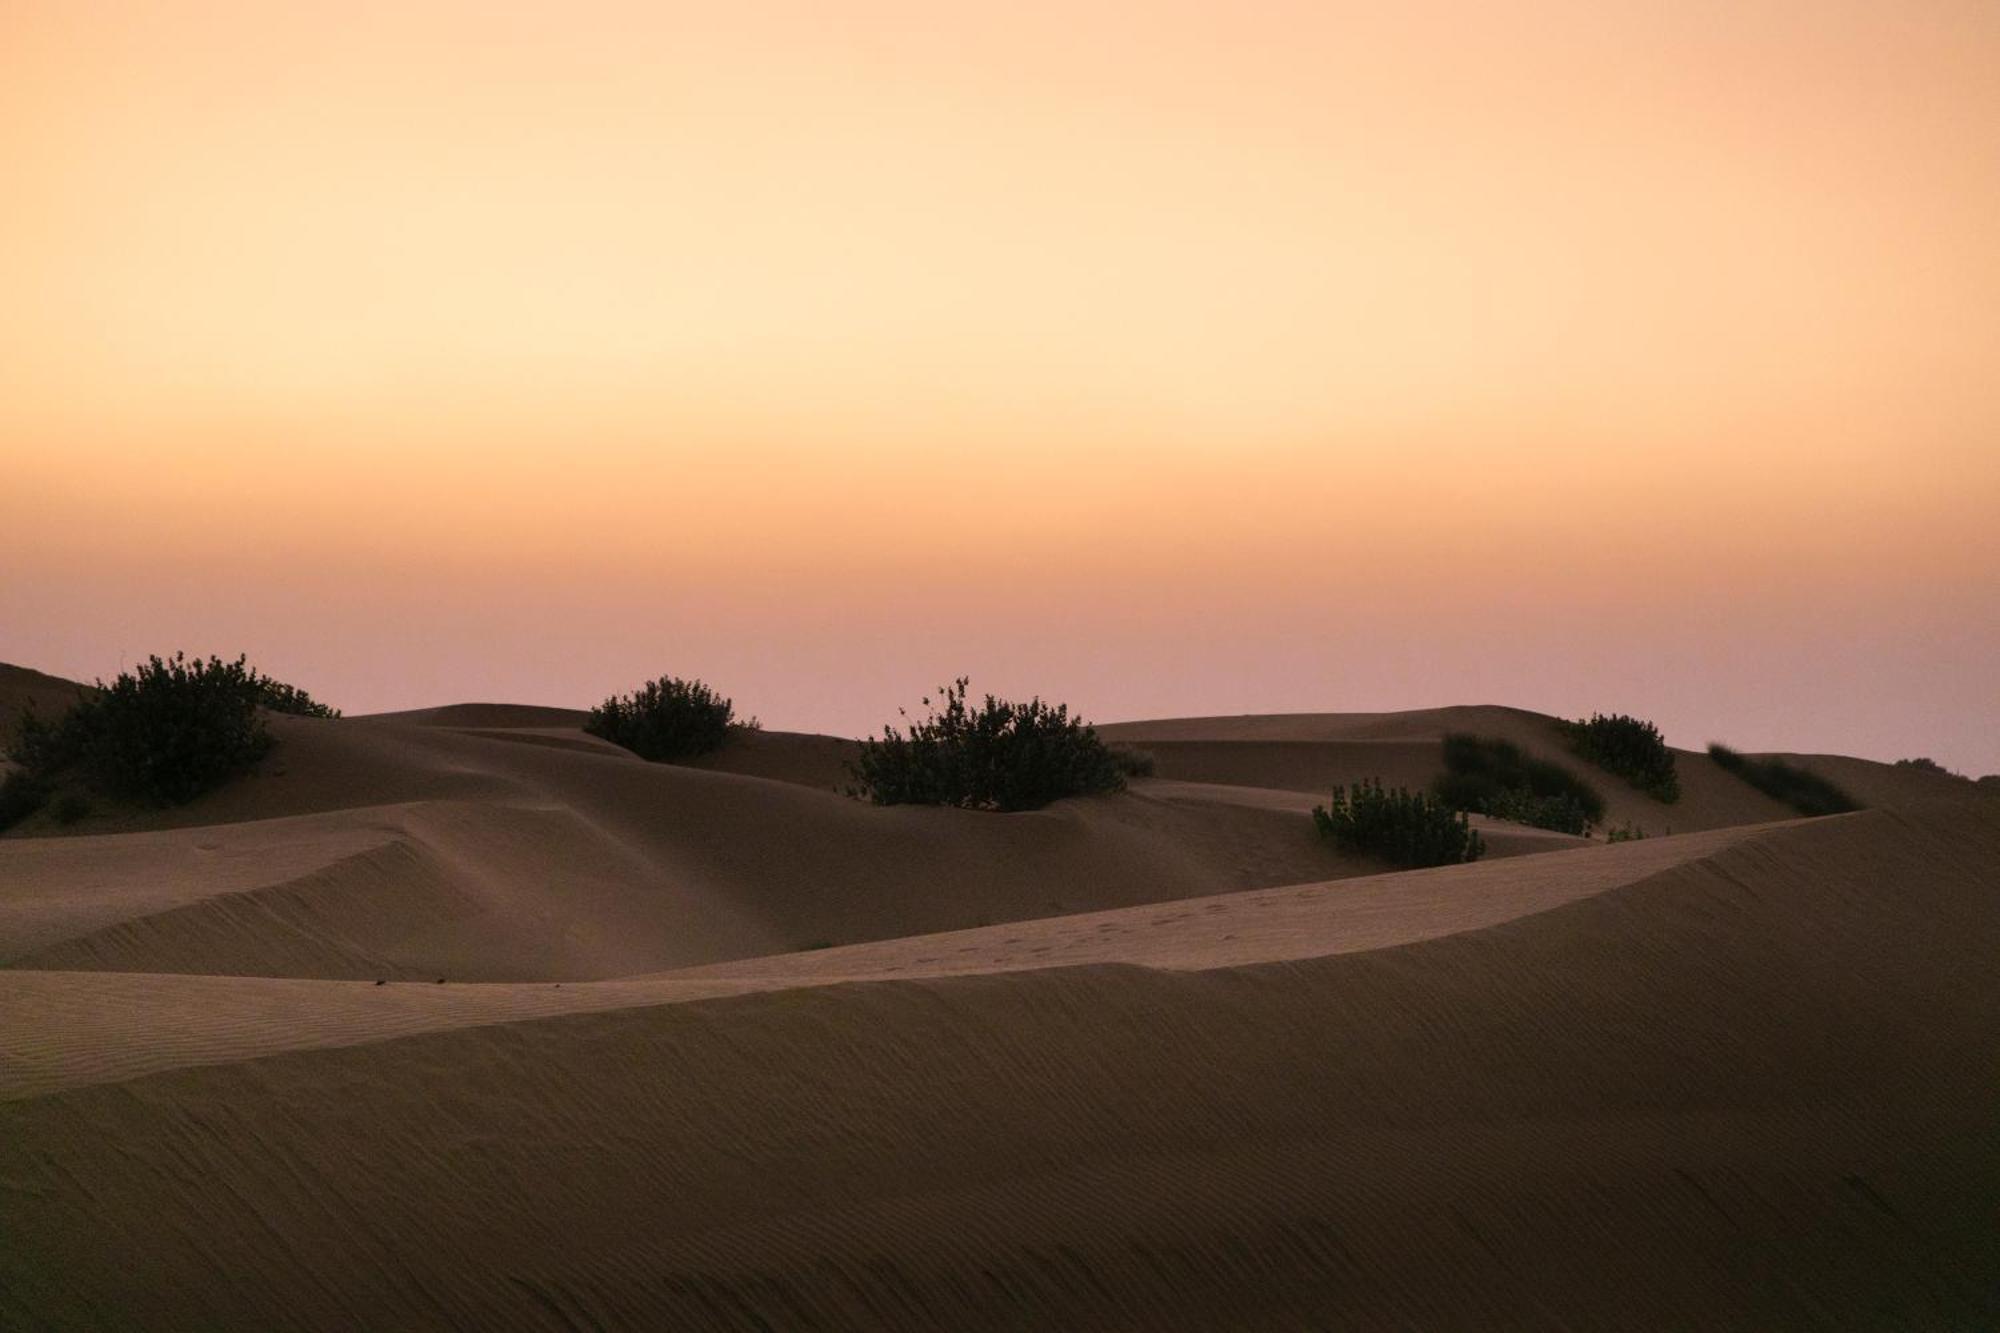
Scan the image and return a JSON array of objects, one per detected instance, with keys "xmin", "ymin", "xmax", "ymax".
[{"xmin": 3, "ymin": 0, "xmax": 1997, "ymax": 773}]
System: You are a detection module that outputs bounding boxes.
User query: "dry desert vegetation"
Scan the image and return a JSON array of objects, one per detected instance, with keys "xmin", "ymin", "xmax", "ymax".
[{"xmin": 1, "ymin": 659, "xmax": 1995, "ymax": 1329}]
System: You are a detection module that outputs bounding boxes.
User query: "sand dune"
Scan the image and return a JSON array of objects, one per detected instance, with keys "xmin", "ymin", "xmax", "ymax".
[
  {"xmin": 2, "ymin": 802, "xmax": 1994, "ymax": 1328},
  {"xmin": 1100, "ymin": 707, "xmax": 1964, "ymax": 834},
  {"xmin": 3, "ymin": 692, "xmax": 1994, "ymax": 1327}
]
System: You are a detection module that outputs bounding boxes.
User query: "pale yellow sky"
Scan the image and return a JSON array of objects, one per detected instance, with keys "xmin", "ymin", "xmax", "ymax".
[{"xmin": 4, "ymin": 0, "xmax": 1997, "ymax": 770}]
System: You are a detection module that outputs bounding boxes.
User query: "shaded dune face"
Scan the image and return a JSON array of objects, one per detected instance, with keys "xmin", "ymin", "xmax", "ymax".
[{"xmin": 0, "ymin": 700, "xmax": 1994, "ymax": 1329}]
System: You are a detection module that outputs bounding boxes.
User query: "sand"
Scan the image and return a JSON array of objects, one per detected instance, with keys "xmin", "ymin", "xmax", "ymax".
[{"xmin": 2, "ymin": 688, "xmax": 1995, "ymax": 1328}]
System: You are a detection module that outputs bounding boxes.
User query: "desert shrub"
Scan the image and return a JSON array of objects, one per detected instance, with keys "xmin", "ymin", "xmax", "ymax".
[
  {"xmin": 1313, "ymin": 778, "xmax": 1484, "ymax": 867},
  {"xmin": 51, "ymin": 791, "xmax": 91, "ymax": 825},
  {"xmin": 1479, "ymin": 787, "xmax": 1594, "ymax": 836},
  {"xmin": 1605, "ymin": 821, "xmax": 1647, "ymax": 843},
  {"xmin": 0, "ymin": 770, "xmax": 51, "ymax": 832},
  {"xmin": 847, "ymin": 678, "xmax": 1124, "ymax": 812},
  {"xmin": 585, "ymin": 676, "xmax": 737, "ymax": 762},
  {"xmin": 1893, "ymin": 757, "xmax": 1965, "ymax": 781},
  {"xmin": 1107, "ymin": 745, "xmax": 1157, "ymax": 779},
  {"xmin": 40, "ymin": 654, "xmax": 276, "ymax": 805},
  {"xmin": 1433, "ymin": 733, "xmax": 1605, "ymax": 832},
  {"xmin": 1560, "ymin": 712, "xmax": 1679, "ymax": 802},
  {"xmin": 1708, "ymin": 744, "xmax": 1859, "ymax": 817},
  {"xmin": 256, "ymin": 679, "xmax": 341, "ymax": 718}
]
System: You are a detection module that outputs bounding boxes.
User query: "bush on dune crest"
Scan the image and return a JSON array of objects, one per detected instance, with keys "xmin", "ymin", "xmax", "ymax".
[
  {"xmin": 1560, "ymin": 712, "xmax": 1679, "ymax": 803},
  {"xmin": 5, "ymin": 653, "xmax": 331, "ymax": 818},
  {"xmin": 1432, "ymin": 733, "xmax": 1604, "ymax": 836},
  {"xmin": 1313, "ymin": 779, "xmax": 1484, "ymax": 868},
  {"xmin": 585, "ymin": 676, "xmax": 741, "ymax": 762},
  {"xmin": 1708, "ymin": 744, "xmax": 1859, "ymax": 817},
  {"xmin": 847, "ymin": 678, "xmax": 1124, "ymax": 812}
]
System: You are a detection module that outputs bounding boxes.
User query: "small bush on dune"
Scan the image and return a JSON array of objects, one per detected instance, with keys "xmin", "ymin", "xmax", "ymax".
[
  {"xmin": 847, "ymin": 678, "xmax": 1124, "ymax": 812},
  {"xmin": 1313, "ymin": 779, "xmax": 1484, "ymax": 868},
  {"xmin": 1893, "ymin": 756, "xmax": 1966, "ymax": 781},
  {"xmin": 256, "ymin": 679, "xmax": 341, "ymax": 718},
  {"xmin": 15, "ymin": 654, "xmax": 282, "ymax": 807},
  {"xmin": 1605, "ymin": 821, "xmax": 1647, "ymax": 843},
  {"xmin": 585, "ymin": 676, "xmax": 738, "ymax": 762},
  {"xmin": 1433, "ymin": 733, "xmax": 1605, "ymax": 834},
  {"xmin": 1560, "ymin": 712, "xmax": 1679, "ymax": 803},
  {"xmin": 2, "ymin": 654, "xmax": 332, "ymax": 819},
  {"xmin": 1107, "ymin": 745, "xmax": 1157, "ymax": 779},
  {"xmin": 1708, "ymin": 743, "xmax": 1859, "ymax": 817}
]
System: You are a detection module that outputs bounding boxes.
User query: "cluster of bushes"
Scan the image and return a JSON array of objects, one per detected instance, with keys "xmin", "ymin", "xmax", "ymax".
[
  {"xmin": 1313, "ymin": 779, "xmax": 1485, "ymax": 867},
  {"xmin": 1605, "ymin": 822, "xmax": 1648, "ymax": 843},
  {"xmin": 1432, "ymin": 733, "xmax": 1605, "ymax": 835},
  {"xmin": 846, "ymin": 678, "xmax": 1124, "ymax": 812},
  {"xmin": 1708, "ymin": 744, "xmax": 1859, "ymax": 817},
  {"xmin": 1, "ymin": 654, "xmax": 337, "ymax": 830},
  {"xmin": 1560, "ymin": 712, "xmax": 1679, "ymax": 802},
  {"xmin": 584, "ymin": 675, "xmax": 744, "ymax": 762}
]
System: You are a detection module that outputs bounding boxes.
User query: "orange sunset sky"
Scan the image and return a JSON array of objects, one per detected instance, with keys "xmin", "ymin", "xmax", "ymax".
[{"xmin": 4, "ymin": 0, "xmax": 1998, "ymax": 773}]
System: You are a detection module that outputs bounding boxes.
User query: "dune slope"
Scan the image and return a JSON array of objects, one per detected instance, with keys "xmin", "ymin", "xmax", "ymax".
[{"xmin": 3, "ymin": 802, "xmax": 1994, "ymax": 1329}]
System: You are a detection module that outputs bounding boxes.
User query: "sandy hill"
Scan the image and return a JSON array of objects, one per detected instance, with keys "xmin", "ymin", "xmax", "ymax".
[
  {"xmin": 1098, "ymin": 705, "xmax": 1967, "ymax": 834},
  {"xmin": 2, "ymin": 688, "xmax": 1995, "ymax": 1328},
  {"xmin": 0, "ymin": 662, "xmax": 91, "ymax": 753}
]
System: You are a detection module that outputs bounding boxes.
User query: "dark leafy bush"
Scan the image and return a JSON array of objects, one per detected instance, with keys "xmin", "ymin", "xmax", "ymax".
[
  {"xmin": 1605, "ymin": 821, "xmax": 1647, "ymax": 843},
  {"xmin": 0, "ymin": 770, "xmax": 51, "ymax": 832},
  {"xmin": 1560, "ymin": 712, "xmax": 1679, "ymax": 802},
  {"xmin": 1107, "ymin": 745, "xmax": 1157, "ymax": 779},
  {"xmin": 847, "ymin": 678, "xmax": 1124, "ymax": 812},
  {"xmin": 1708, "ymin": 744, "xmax": 1859, "ymax": 817},
  {"xmin": 1313, "ymin": 778, "xmax": 1484, "ymax": 867},
  {"xmin": 51, "ymin": 792, "xmax": 91, "ymax": 825},
  {"xmin": 23, "ymin": 654, "xmax": 276, "ymax": 806},
  {"xmin": 256, "ymin": 679, "xmax": 341, "ymax": 718},
  {"xmin": 1433, "ymin": 733, "xmax": 1605, "ymax": 832},
  {"xmin": 1478, "ymin": 787, "xmax": 1594, "ymax": 837},
  {"xmin": 585, "ymin": 676, "xmax": 737, "ymax": 762}
]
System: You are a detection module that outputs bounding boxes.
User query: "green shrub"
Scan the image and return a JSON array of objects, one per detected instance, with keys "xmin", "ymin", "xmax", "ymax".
[
  {"xmin": 1560, "ymin": 712, "xmax": 1679, "ymax": 802},
  {"xmin": 1478, "ymin": 787, "xmax": 1594, "ymax": 836},
  {"xmin": 1107, "ymin": 745, "xmax": 1157, "ymax": 779},
  {"xmin": 40, "ymin": 654, "xmax": 277, "ymax": 805},
  {"xmin": 1605, "ymin": 821, "xmax": 1647, "ymax": 843},
  {"xmin": 1433, "ymin": 733, "xmax": 1605, "ymax": 832},
  {"xmin": 585, "ymin": 676, "xmax": 737, "ymax": 762},
  {"xmin": 4, "ymin": 654, "xmax": 332, "ymax": 815},
  {"xmin": 847, "ymin": 678, "xmax": 1124, "ymax": 812},
  {"xmin": 1313, "ymin": 778, "xmax": 1484, "ymax": 867},
  {"xmin": 1708, "ymin": 744, "xmax": 1859, "ymax": 817}
]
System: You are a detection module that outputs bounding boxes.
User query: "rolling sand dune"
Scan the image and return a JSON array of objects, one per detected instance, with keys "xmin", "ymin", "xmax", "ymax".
[
  {"xmin": 1099, "ymin": 707, "xmax": 1967, "ymax": 834},
  {"xmin": 2, "ymin": 802, "xmax": 1995, "ymax": 1328},
  {"xmin": 0, "ymin": 662, "xmax": 92, "ymax": 752},
  {"xmin": 2, "ymin": 693, "xmax": 1994, "ymax": 1327}
]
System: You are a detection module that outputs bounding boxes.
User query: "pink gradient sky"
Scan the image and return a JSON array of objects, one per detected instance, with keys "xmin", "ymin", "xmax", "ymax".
[{"xmin": 4, "ymin": 0, "xmax": 1997, "ymax": 773}]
